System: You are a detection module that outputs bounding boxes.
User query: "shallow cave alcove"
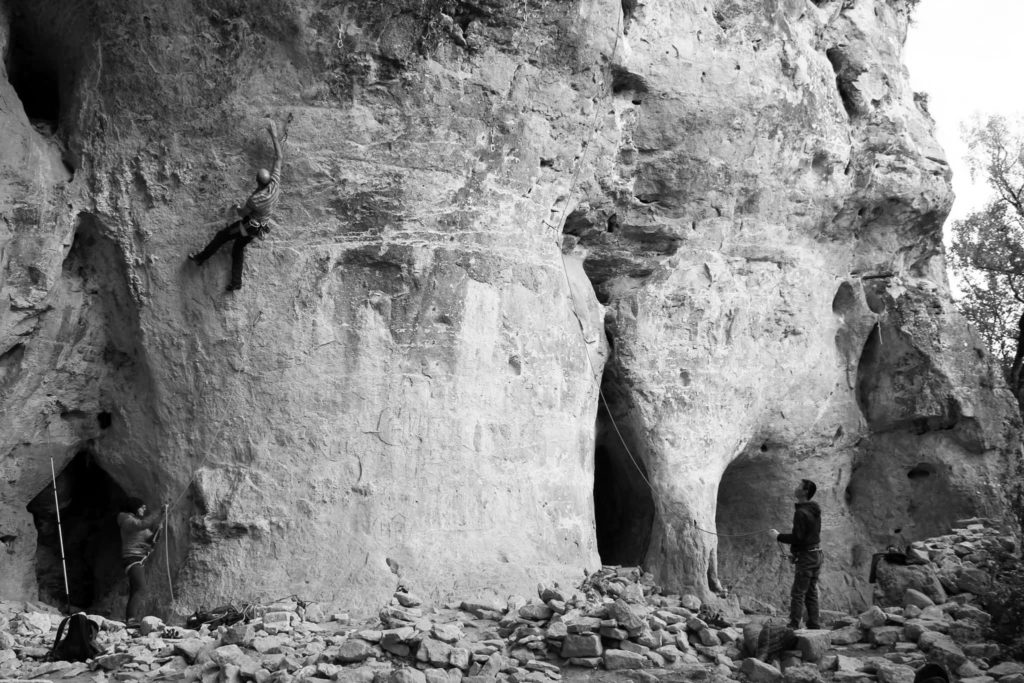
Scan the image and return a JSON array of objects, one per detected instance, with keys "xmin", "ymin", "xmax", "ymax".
[
  {"xmin": 714, "ymin": 444, "xmax": 793, "ymax": 598},
  {"xmin": 27, "ymin": 451, "xmax": 130, "ymax": 611},
  {"xmin": 592, "ymin": 379, "xmax": 655, "ymax": 567}
]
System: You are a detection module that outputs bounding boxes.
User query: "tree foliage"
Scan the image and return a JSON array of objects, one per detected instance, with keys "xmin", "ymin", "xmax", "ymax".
[{"xmin": 949, "ymin": 116, "xmax": 1024, "ymax": 406}]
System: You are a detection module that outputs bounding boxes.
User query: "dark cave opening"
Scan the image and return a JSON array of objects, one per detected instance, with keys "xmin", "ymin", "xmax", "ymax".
[
  {"xmin": 593, "ymin": 388, "xmax": 655, "ymax": 566},
  {"xmin": 825, "ymin": 47, "xmax": 861, "ymax": 119},
  {"xmin": 5, "ymin": 7, "xmax": 63, "ymax": 129},
  {"xmin": 27, "ymin": 451, "xmax": 130, "ymax": 610}
]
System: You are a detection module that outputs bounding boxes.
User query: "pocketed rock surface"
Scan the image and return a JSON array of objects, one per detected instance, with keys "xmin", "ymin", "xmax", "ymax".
[
  {"xmin": 2, "ymin": 0, "xmax": 1020, "ymax": 617},
  {"xmin": 2, "ymin": 519, "xmax": 1021, "ymax": 682}
]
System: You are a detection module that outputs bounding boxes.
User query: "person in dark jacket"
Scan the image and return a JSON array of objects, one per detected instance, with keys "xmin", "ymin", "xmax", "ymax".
[{"xmin": 769, "ymin": 479, "xmax": 823, "ymax": 629}]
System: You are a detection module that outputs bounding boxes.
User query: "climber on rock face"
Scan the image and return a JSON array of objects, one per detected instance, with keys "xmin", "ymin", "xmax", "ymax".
[
  {"xmin": 117, "ymin": 497, "xmax": 166, "ymax": 626},
  {"xmin": 769, "ymin": 478, "xmax": 822, "ymax": 630},
  {"xmin": 189, "ymin": 120, "xmax": 284, "ymax": 291}
]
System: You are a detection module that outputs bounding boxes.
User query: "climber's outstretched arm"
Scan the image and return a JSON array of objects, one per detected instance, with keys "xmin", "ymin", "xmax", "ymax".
[{"xmin": 267, "ymin": 121, "xmax": 283, "ymax": 178}]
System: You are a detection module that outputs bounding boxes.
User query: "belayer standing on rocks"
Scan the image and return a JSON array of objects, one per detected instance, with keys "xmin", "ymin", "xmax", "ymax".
[
  {"xmin": 769, "ymin": 478, "xmax": 822, "ymax": 630},
  {"xmin": 189, "ymin": 120, "xmax": 283, "ymax": 291},
  {"xmin": 117, "ymin": 497, "xmax": 166, "ymax": 626}
]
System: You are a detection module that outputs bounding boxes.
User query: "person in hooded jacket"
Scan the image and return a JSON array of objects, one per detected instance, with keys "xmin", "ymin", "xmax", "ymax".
[{"xmin": 769, "ymin": 479, "xmax": 823, "ymax": 629}]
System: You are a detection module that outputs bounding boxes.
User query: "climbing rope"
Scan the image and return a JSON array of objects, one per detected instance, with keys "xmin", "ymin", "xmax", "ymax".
[
  {"xmin": 547, "ymin": 10, "xmax": 661, "ymax": 497},
  {"xmin": 694, "ymin": 526, "xmax": 772, "ymax": 538},
  {"xmin": 158, "ymin": 419, "xmax": 229, "ymax": 605},
  {"xmin": 163, "ymin": 506, "xmax": 174, "ymax": 605},
  {"xmin": 546, "ymin": 11, "xmax": 623, "ymax": 240}
]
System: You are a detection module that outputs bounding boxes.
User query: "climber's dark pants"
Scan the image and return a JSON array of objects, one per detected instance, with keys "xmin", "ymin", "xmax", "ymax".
[
  {"xmin": 124, "ymin": 560, "xmax": 147, "ymax": 623},
  {"xmin": 193, "ymin": 221, "xmax": 255, "ymax": 288},
  {"xmin": 789, "ymin": 548, "xmax": 823, "ymax": 628}
]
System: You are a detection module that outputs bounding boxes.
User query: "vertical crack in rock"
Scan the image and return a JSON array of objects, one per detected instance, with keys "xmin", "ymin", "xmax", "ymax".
[{"xmin": 593, "ymin": 364, "xmax": 654, "ymax": 566}]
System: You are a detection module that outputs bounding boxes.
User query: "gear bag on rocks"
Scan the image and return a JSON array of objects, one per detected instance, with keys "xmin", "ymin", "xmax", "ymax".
[
  {"xmin": 185, "ymin": 603, "xmax": 246, "ymax": 630},
  {"xmin": 50, "ymin": 613, "xmax": 102, "ymax": 662}
]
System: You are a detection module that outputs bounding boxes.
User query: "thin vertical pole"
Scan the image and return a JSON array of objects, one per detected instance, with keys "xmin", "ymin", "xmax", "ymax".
[{"xmin": 50, "ymin": 457, "xmax": 71, "ymax": 613}]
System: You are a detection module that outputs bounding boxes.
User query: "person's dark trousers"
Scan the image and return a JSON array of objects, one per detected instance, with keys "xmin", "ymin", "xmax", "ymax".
[
  {"xmin": 229, "ymin": 232, "xmax": 255, "ymax": 289},
  {"xmin": 192, "ymin": 221, "xmax": 255, "ymax": 288},
  {"xmin": 789, "ymin": 549, "xmax": 823, "ymax": 629},
  {"xmin": 125, "ymin": 562, "xmax": 146, "ymax": 623}
]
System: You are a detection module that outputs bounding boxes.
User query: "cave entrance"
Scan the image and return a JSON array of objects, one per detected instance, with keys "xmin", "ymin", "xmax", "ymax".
[
  {"xmin": 714, "ymin": 446, "xmax": 792, "ymax": 600},
  {"xmin": 592, "ymin": 380, "xmax": 655, "ymax": 566},
  {"xmin": 5, "ymin": 5, "xmax": 64, "ymax": 130},
  {"xmin": 27, "ymin": 451, "xmax": 130, "ymax": 610}
]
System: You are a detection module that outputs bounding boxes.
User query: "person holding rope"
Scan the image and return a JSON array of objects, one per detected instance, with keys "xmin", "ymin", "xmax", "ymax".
[
  {"xmin": 189, "ymin": 120, "xmax": 284, "ymax": 291},
  {"xmin": 117, "ymin": 497, "xmax": 166, "ymax": 626},
  {"xmin": 769, "ymin": 478, "xmax": 823, "ymax": 630}
]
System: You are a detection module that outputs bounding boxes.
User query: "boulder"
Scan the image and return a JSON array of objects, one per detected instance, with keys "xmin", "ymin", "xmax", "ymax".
[
  {"xmin": 904, "ymin": 589, "xmax": 935, "ymax": 610},
  {"xmin": 870, "ymin": 626, "xmax": 903, "ymax": 647},
  {"xmin": 874, "ymin": 564, "xmax": 947, "ymax": 606},
  {"xmin": 829, "ymin": 625, "xmax": 864, "ymax": 646},
  {"xmin": 416, "ymin": 638, "xmax": 453, "ymax": 666},
  {"xmin": 390, "ymin": 668, "xmax": 427, "ymax": 683},
  {"xmin": 794, "ymin": 630, "xmax": 831, "ymax": 662},
  {"xmin": 859, "ymin": 606, "xmax": 887, "ymax": 629},
  {"xmin": 740, "ymin": 657, "xmax": 783, "ymax": 683},
  {"xmin": 336, "ymin": 639, "xmax": 375, "ymax": 663},
  {"xmin": 603, "ymin": 649, "xmax": 648, "ymax": 670},
  {"xmin": 917, "ymin": 632, "xmax": 966, "ymax": 670},
  {"xmin": 560, "ymin": 634, "xmax": 602, "ymax": 658},
  {"xmin": 784, "ymin": 664, "xmax": 824, "ymax": 683}
]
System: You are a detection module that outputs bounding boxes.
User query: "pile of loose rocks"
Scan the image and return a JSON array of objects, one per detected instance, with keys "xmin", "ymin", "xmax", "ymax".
[{"xmin": 1, "ymin": 519, "xmax": 1022, "ymax": 683}]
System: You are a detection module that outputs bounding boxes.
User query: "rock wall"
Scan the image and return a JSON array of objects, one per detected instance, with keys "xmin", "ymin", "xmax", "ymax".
[
  {"xmin": 0, "ymin": 0, "xmax": 1019, "ymax": 619},
  {"xmin": 566, "ymin": 0, "xmax": 1021, "ymax": 608}
]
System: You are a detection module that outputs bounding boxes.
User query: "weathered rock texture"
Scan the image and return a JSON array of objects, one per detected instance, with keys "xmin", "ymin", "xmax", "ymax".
[{"xmin": 0, "ymin": 0, "xmax": 1019, "ymax": 619}]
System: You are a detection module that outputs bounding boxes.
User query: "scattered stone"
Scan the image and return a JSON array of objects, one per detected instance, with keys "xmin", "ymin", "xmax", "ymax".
[
  {"xmin": 904, "ymin": 589, "xmax": 934, "ymax": 610},
  {"xmin": 873, "ymin": 661, "xmax": 916, "ymax": 683},
  {"xmin": 794, "ymin": 630, "xmax": 830, "ymax": 662},
  {"xmin": 859, "ymin": 606, "xmax": 887, "ymax": 629},
  {"xmin": 567, "ymin": 656, "xmax": 602, "ymax": 668},
  {"xmin": 603, "ymin": 648, "xmax": 647, "ymax": 670},
  {"xmin": 989, "ymin": 663, "xmax": 1024, "ymax": 677},
  {"xmin": 337, "ymin": 639, "xmax": 374, "ymax": 663},
  {"xmin": 561, "ymin": 634, "xmax": 601, "ymax": 658},
  {"xmin": 917, "ymin": 632, "xmax": 966, "ymax": 670},
  {"xmin": 95, "ymin": 652, "xmax": 134, "ymax": 670},
  {"xmin": 829, "ymin": 625, "xmax": 864, "ymax": 646},
  {"xmin": 391, "ymin": 667, "xmax": 428, "ymax": 683},
  {"xmin": 869, "ymin": 626, "xmax": 903, "ymax": 647},
  {"xmin": 680, "ymin": 595, "xmax": 702, "ymax": 611},
  {"xmin": 519, "ymin": 602, "xmax": 553, "ymax": 621},
  {"xmin": 741, "ymin": 657, "xmax": 782, "ymax": 683},
  {"xmin": 784, "ymin": 663, "xmax": 823, "ymax": 683}
]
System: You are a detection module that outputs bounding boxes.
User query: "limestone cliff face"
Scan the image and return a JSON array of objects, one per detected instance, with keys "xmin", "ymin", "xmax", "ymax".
[{"xmin": 0, "ymin": 0, "xmax": 1018, "ymax": 618}]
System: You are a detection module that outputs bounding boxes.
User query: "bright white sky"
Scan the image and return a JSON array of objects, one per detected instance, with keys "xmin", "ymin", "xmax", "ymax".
[{"xmin": 904, "ymin": 0, "xmax": 1024, "ymax": 227}]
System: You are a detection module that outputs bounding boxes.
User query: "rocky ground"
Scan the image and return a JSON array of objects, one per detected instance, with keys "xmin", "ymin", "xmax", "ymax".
[{"xmin": 2, "ymin": 520, "xmax": 1021, "ymax": 683}]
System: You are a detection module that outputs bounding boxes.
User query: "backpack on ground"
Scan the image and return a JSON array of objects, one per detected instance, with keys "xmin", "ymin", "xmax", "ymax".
[
  {"xmin": 185, "ymin": 603, "xmax": 244, "ymax": 630},
  {"xmin": 50, "ymin": 613, "xmax": 102, "ymax": 662}
]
